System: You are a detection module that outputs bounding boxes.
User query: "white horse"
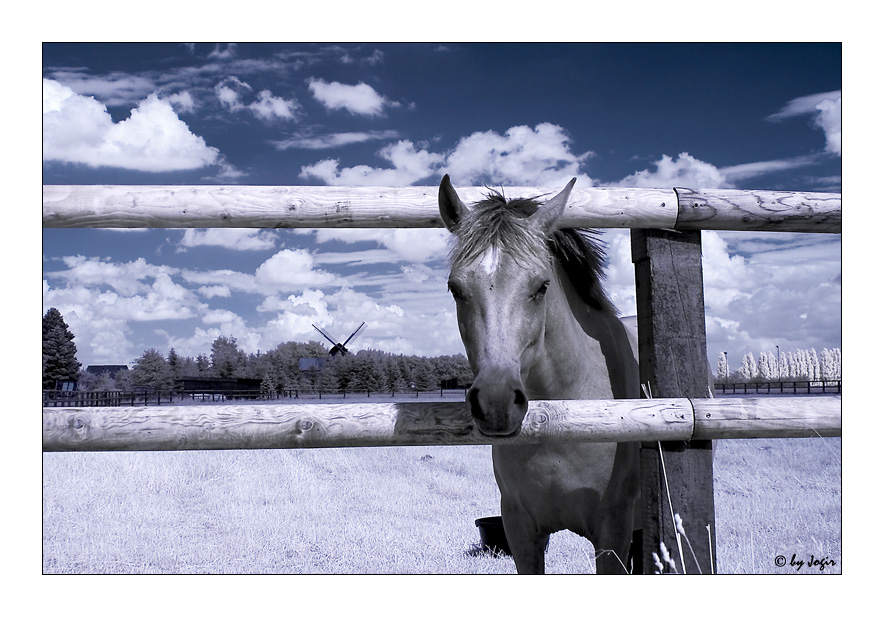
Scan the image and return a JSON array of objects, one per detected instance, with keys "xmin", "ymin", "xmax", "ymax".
[{"xmin": 439, "ymin": 175, "xmax": 640, "ymax": 574}]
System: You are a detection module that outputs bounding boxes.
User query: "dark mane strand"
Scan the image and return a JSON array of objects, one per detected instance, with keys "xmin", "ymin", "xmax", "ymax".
[{"xmin": 550, "ymin": 228, "xmax": 616, "ymax": 314}]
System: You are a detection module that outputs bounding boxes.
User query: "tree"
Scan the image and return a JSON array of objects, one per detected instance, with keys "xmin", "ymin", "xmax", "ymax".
[
  {"xmin": 210, "ymin": 336, "xmax": 244, "ymax": 378},
  {"xmin": 739, "ymin": 352, "xmax": 757, "ymax": 381},
  {"xmin": 809, "ymin": 348, "xmax": 821, "ymax": 381},
  {"xmin": 43, "ymin": 308, "xmax": 81, "ymax": 389},
  {"xmin": 166, "ymin": 348, "xmax": 184, "ymax": 380},
  {"xmin": 78, "ymin": 370, "xmax": 116, "ymax": 392},
  {"xmin": 130, "ymin": 349, "xmax": 174, "ymax": 391},
  {"xmin": 195, "ymin": 354, "xmax": 210, "ymax": 374},
  {"xmin": 716, "ymin": 352, "xmax": 728, "ymax": 382},
  {"xmin": 758, "ymin": 351, "xmax": 775, "ymax": 380}
]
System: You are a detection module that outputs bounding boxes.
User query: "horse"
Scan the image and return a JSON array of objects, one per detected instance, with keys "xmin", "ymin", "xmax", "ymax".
[{"xmin": 438, "ymin": 174, "xmax": 641, "ymax": 574}]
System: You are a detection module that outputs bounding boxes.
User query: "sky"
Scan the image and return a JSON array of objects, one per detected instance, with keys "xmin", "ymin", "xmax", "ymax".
[{"xmin": 42, "ymin": 42, "xmax": 841, "ymax": 372}]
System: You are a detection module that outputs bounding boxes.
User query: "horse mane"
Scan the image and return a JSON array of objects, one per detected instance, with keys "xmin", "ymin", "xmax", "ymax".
[{"xmin": 449, "ymin": 189, "xmax": 616, "ymax": 315}]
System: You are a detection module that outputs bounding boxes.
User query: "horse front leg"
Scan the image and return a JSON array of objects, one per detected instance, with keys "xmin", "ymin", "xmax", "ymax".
[
  {"xmin": 592, "ymin": 506, "xmax": 635, "ymax": 574},
  {"xmin": 501, "ymin": 502, "xmax": 548, "ymax": 574}
]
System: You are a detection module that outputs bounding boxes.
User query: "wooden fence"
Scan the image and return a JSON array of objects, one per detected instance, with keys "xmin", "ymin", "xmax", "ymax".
[
  {"xmin": 715, "ymin": 380, "xmax": 841, "ymax": 395},
  {"xmin": 42, "ymin": 396, "xmax": 841, "ymax": 452},
  {"xmin": 43, "ymin": 185, "xmax": 839, "ymax": 232},
  {"xmin": 42, "ymin": 387, "xmax": 471, "ymax": 406},
  {"xmin": 42, "ymin": 183, "xmax": 841, "ymax": 574}
]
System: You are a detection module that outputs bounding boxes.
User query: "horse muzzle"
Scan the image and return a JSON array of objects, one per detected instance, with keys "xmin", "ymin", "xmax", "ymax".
[{"xmin": 467, "ymin": 372, "xmax": 528, "ymax": 437}]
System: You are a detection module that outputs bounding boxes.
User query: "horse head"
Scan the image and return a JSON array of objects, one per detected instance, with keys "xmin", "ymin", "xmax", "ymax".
[{"xmin": 439, "ymin": 174, "xmax": 576, "ymax": 436}]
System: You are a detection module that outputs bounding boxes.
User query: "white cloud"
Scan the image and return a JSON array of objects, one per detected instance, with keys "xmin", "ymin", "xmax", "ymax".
[
  {"xmin": 196, "ymin": 285, "xmax": 231, "ymax": 299},
  {"xmin": 43, "ymin": 70, "xmax": 156, "ymax": 107},
  {"xmin": 719, "ymin": 155, "xmax": 821, "ymax": 184},
  {"xmin": 178, "ymin": 229, "xmax": 278, "ymax": 252},
  {"xmin": 814, "ymin": 97, "xmax": 841, "ymax": 156},
  {"xmin": 215, "ymin": 78, "xmax": 299, "ymax": 122},
  {"xmin": 443, "ymin": 123, "xmax": 596, "ymax": 187},
  {"xmin": 301, "ymin": 140, "xmax": 444, "ymax": 185},
  {"xmin": 273, "ymin": 130, "xmax": 402, "ymax": 150},
  {"xmin": 308, "ymin": 78, "xmax": 398, "ymax": 116},
  {"xmin": 303, "ymin": 228, "xmax": 451, "ymax": 264},
  {"xmin": 299, "ymin": 123, "xmax": 594, "ymax": 187},
  {"xmin": 768, "ymin": 90, "xmax": 841, "ymax": 156},
  {"xmin": 249, "ymin": 89, "xmax": 300, "ymax": 121},
  {"xmin": 209, "ymin": 44, "xmax": 238, "ymax": 60},
  {"xmin": 43, "ymin": 257, "xmax": 211, "ymax": 364},
  {"xmin": 164, "ymin": 91, "xmax": 196, "ymax": 114},
  {"xmin": 617, "ymin": 152, "xmax": 728, "ymax": 189},
  {"xmin": 43, "ymin": 79, "xmax": 220, "ymax": 172},
  {"xmin": 699, "ymin": 231, "xmax": 841, "ymax": 365},
  {"xmin": 254, "ymin": 249, "xmax": 341, "ymax": 291}
]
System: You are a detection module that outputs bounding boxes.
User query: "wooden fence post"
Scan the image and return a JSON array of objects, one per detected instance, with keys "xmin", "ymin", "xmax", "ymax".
[{"xmin": 632, "ymin": 228, "xmax": 717, "ymax": 574}]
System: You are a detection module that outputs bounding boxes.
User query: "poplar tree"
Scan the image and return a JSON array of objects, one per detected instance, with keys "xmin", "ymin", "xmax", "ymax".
[{"xmin": 716, "ymin": 352, "xmax": 728, "ymax": 382}]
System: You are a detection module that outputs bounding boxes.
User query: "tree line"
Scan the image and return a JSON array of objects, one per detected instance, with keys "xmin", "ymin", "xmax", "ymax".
[
  {"xmin": 716, "ymin": 347, "xmax": 841, "ymax": 383},
  {"xmin": 44, "ymin": 308, "xmax": 473, "ymax": 394}
]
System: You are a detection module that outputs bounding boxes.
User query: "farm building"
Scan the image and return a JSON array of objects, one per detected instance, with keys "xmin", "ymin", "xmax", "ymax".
[{"xmin": 175, "ymin": 376, "xmax": 263, "ymax": 397}]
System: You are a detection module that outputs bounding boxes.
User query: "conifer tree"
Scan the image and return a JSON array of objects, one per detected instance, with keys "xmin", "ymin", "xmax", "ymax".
[{"xmin": 42, "ymin": 308, "xmax": 81, "ymax": 389}]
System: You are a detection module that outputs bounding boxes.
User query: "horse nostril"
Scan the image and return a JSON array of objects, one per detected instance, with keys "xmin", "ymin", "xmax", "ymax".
[
  {"xmin": 514, "ymin": 389, "xmax": 527, "ymax": 408},
  {"xmin": 468, "ymin": 388, "xmax": 484, "ymax": 420}
]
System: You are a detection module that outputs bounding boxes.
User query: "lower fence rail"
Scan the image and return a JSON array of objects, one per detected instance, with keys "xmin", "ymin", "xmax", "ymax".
[{"xmin": 42, "ymin": 395, "xmax": 841, "ymax": 452}]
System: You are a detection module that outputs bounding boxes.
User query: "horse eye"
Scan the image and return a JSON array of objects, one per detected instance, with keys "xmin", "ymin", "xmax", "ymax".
[
  {"xmin": 448, "ymin": 282, "xmax": 465, "ymax": 300},
  {"xmin": 531, "ymin": 281, "xmax": 550, "ymax": 300}
]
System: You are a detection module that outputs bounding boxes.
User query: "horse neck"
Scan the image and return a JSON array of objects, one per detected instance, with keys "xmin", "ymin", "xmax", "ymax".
[{"xmin": 524, "ymin": 261, "xmax": 638, "ymax": 400}]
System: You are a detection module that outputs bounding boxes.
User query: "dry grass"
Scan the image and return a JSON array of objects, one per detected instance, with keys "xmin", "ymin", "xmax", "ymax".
[
  {"xmin": 713, "ymin": 437, "xmax": 841, "ymax": 574},
  {"xmin": 43, "ymin": 431, "xmax": 840, "ymax": 574}
]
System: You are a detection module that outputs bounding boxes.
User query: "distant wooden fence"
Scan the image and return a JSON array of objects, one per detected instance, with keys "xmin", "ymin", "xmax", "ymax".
[
  {"xmin": 716, "ymin": 380, "xmax": 841, "ymax": 395},
  {"xmin": 42, "ymin": 387, "xmax": 471, "ymax": 406},
  {"xmin": 42, "ymin": 182, "xmax": 841, "ymax": 574}
]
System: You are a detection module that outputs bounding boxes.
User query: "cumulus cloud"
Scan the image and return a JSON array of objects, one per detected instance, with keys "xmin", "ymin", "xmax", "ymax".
[
  {"xmin": 308, "ymin": 78, "xmax": 398, "ymax": 116},
  {"xmin": 301, "ymin": 140, "xmax": 444, "ymax": 185},
  {"xmin": 254, "ymin": 249, "xmax": 342, "ymax": 291},
  {"xmin": 618, "ymin": 152, "xmax": 728, "ymax": 189},
  {"xmin": 215, "ymin": 76, "xmax": 250, "ymax": 111},
  {"xmin": 250, "ymin": 89, "xmax": 300, "ymax": 121},
  {"xmin": 214, "ymin": 78, "xmax": 300, "ymax": 121},
  {"xmin": 43, "ymin": 78, "xmax": 220, "ymax": 172},
  {"xmin": 768, "ymin": 90, "xmax": 841, "ymax": 156},
  {"xmin": 299, "ymin": 123, "xmax": 594, "ymax": 187},
  {"xmin": 444, "ymin": 123, "xmax": 595, "ymax": 187},
  {"xmin": 43, "ymin": 256, "xmax": 211, "ymax": 364}
]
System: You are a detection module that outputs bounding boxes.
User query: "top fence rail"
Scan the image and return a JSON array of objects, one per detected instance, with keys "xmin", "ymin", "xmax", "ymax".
[{"xmin": 43, "ymin": 185, "xmax": 841, "ymax": 233}]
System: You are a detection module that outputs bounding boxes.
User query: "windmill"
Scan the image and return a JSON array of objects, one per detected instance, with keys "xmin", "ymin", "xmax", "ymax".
[{"xmin": 312, "ymin": 322, "xmax": 367, "ymax": 356}]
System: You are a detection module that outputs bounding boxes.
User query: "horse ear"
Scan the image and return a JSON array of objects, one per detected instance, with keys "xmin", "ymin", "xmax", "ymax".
[
  {"xmin": 531, "ymin": 177, "xmax": 577, "ymax": 231},
  {"xmin": 438, "ymin": 174, "xmax": 467, "ymax": 231}
]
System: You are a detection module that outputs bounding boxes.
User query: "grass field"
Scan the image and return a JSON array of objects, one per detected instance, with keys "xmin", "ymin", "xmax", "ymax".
[{"xmin": 42, "ymin": 416, "xmax": 841, "ymax": 575}]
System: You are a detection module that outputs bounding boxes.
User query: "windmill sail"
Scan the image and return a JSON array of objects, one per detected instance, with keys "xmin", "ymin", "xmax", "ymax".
[
  {"xmin": 343, "ymin": 322, "xmax": 367, "ymax": 346},
  {"xmin": 312, "ymin": 324, "xmax": 339, "ymax": 347},
  {"xmin": 312, "ymin": 322, "xmax": 367, "ymax": 356}
]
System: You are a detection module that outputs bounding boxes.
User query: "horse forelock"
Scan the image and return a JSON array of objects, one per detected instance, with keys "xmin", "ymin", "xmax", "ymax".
[
  {"xmin": 448, "ymin": 190, "xmax": 616, "ymax": 315},
  {"xmin": 448, "ymin": 192, "xmax": 548, "ymax": 269}
]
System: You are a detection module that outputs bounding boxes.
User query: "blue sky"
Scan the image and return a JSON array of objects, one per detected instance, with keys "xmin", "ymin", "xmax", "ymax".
[{"xmin": 42, "ymin": 43, "xmax": 841, "ymax": 370}]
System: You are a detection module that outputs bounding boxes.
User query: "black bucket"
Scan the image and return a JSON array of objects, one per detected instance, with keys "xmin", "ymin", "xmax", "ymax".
[{"xmin": 475, "ymin": 516, "xmax": 511, "ymax": 555}]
